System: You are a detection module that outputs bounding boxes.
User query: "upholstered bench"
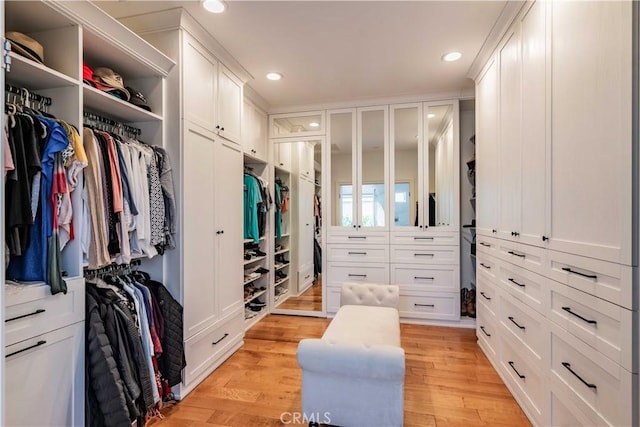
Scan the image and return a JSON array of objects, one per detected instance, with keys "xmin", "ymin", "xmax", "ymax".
[{"xmin": 297, "ymin": 283, "xmax": 405, "ymax": 427}]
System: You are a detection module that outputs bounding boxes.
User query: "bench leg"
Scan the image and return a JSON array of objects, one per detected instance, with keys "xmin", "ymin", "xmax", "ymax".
[{"xmin": 309, "ymin": 422, "xmax": 320, "ymax": 427}]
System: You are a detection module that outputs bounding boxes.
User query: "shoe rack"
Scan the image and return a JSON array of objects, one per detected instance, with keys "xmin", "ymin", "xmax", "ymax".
[
  {"xmin": 243, "ymin": 160, "xmax": 270, "ymax": 329},
  {"xmin": 273, "ymin": 167, "xmax": 291, "ymax": 308}
]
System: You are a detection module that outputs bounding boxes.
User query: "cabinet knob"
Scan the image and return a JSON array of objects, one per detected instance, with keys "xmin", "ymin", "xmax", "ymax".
[
  {"xmin": 221, "ymin": 127, "xmax": 225, "ymax": 131},
  {"xmin": 357, "ymin": 225, "xmax": 361, "ymax": 229},
  {"xmin": 419, "ymin": 225, "xmax": 423, "ymax": 229},
  {"xmin": 542, "ymin": 235, "xmax": 549, "ymax": 242},
  {"xmin": 216, "ymin": 125, "xmax": 220, "ymax": 130},
  {"xmin": 511, "ymin": 231, "xmax": 520, "ymax": 237},
  {"xmin": 279, "ymin": 163, "xmax": 284, "ymax": 166},
  {"xmin": 220, "ymin": 230, "xmax": 224, "ymax": 234},
  {"xmin": 353, "ymin": 225, "xmax": 357, "ymax": 228},
  {"xmin": 492, "ymin": 229, "xmax": 497, "ymax": 233}
]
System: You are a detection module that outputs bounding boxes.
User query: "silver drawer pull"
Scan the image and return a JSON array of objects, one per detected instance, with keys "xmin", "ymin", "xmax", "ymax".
[
  {"xmin": 561, "ymin": 307, "xmax": 597, "ymax": 325},
  {"xmin": 414, "ymin": 237, "xmax": 434, "ymax": 240},
  {"xmin": 508, "ymin": 361, "xmax": 525, "ymax": 379},
  {"xmin": 414, "ymin": 276, "xmax": 434, "ymax": 280},
  {"xmin": 212, "ymin": 333, "xmax": 229, "ymax": 345},
  {"xmin": 6, "ymin": 340, "xmax": 47, "ymax": 358},
  {"xmin": 415, "ymin": 303, "xmax": 435, "ymax": 308},
  {"xmin": 414, "ymin": 253, "xmax": 434, "ymax": 257},
  {"xmin": 348, "ymin": 274, "xmax": 367, "ymax": 278},
  {"xmin": 6, "ymin": 309, "xmax": 46, "ymax": 323},
  {"xmin": 480, "ymin": 242, "xmax": 491, "ymax": 247},
  {"xmin": 508, "ymin": 278, "xmax": 525, "ymax": 288},
  {"xmin": 562, "ymin": 267, "xmax": 597, "ymax": 280},
  {"xmin": 348, "ymin": 252, "xmax": 367, "ymax": 255},
  {"xmin": 508, "ymin": 316, "xmax": 526, "ymax": 330},
  {"xmin": 562, "ymin": 362, "xmax": 597, "ymax": 390},
  {"xmin": 480, "ymin": 326, "xmax": 491, "ymax": 337},
  {"xmin": 348, "ymin": 236, "xmax": 367, "ymax": 239}
]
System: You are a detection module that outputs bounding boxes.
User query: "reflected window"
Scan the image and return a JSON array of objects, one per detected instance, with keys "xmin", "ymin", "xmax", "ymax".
[
  {"xmin": 361, "ymin": 183, "xmax": 385, "ymax": 227},
  {"xmin": 339, "ymin": 185, "xmax": 353, "ymax": 227},
  {"xmin": 394, "ymin": 183, "xmax": 410, "ymax": 226}
]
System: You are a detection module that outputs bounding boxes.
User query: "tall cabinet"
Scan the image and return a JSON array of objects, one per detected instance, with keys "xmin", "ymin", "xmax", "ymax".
[
  {"xmin": 475, "ymin": 1, "xmax": 638, "ymax": 426},
  {"xmin": 119, "ymin": 8, "xmax": 249, "ymax": 398}
]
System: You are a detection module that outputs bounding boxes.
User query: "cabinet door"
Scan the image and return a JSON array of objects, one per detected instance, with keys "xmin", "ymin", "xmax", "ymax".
[
  {"xmin": 550, "ymin": 1, "xmax": 632, "ymax": 264},
  {"xmin": 253, "ymin": 106, "xmax": 268, "ymax": 161},
  {"xmin": 298, "ymin": 178, "xmax": 315, "ymax": 266},
  {"xmin": 328, "ymin": 109, "xmax": 357, "ymax": 230},
  {"xmin": 214, "ymin": 140, "xmax": 244, "ymax": 319},
  {"xmin": 390, "ymin": 103, "xmax": 422, "ymax": 230},
  {"xmin": 476, "ymin": 57, "xmax": 500, "ymax": 237},
  {"xmin": 276, "ymin": 142, "xmax": 292, "ymax": 171},
  {"xmin": 183, "ymin": 35, "xmax": 217, "ymax": 132},
  {"xmin": 6, "ymin": 322, "xmax": 84, "ymax": 427},
  {"xmin": 519, "ymin": 0, "xmax": 547, "ymax": 246},
  {"xmin": 498, "ymin": 29, "xmax": 522, "ymax": 240},
  {"xmin": 241, "ymin": 99, "xmax": 255, "ymax": 155},
  {"xmin": 358, "ymin": 105, "xmax": 389, "ymax": 230},
  {"xmin": 183, "ymin": 125, "xmax": 217, "ymax": 337},
  {"xmin": 217, "ymin": 64, "xmax": 243, "ymax": 144}
]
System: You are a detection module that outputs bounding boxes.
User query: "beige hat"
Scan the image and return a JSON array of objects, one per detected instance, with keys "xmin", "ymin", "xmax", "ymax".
[
  {"xmin": 92, "ymin": 67, "xmax": 130, "ymax": 101},
  {"xmin": 6, "ymin": 31, "xmax": 44, "ymax": 64}
]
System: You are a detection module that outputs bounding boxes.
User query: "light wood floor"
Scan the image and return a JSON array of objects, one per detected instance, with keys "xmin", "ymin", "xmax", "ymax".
[
  {"xmin": 152, "ymin": 315, "xmax": 530, "ymax": 427},
  {"xmin": 277, "ymin": 275, "xmax": 322, "ymax": 311}
]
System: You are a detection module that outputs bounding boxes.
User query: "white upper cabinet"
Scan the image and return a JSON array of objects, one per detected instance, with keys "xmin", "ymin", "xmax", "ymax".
[
  {"xmin": 275, "ymin": 141, "xmax": 292, "ymax": 171},
  {"xmin": 476, "ymin": 57, "xmax": 500, "ymax": 237},
  {"xmin": 217, "ymin": 64, "xmax": 243, "ymax": 144},
  {"xmin": 242, "ymin": 98, "xmax": 268, "ymax": 161},
  {"xmin": 549, "ymin": 0, "xmax": 632, "ymax": 264}
]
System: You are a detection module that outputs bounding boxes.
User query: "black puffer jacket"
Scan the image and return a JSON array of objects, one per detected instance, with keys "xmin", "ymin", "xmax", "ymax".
[
  {"xmin": 148, "ymin": 280, "xmax": 186, "ymax": 387},
  {"xmin": 85, "ymin": 288, "xmax": 130, "ymax": 427}
]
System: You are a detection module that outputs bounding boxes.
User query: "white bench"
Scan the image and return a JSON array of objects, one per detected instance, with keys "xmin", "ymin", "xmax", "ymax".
[{"xmin": 297, "ymin": 283, "xmax": 405, "ymax": 426}]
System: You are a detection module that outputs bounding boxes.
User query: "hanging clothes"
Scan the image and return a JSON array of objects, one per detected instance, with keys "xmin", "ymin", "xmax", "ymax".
[
  {"xmin": 243, "ymin": 173, "xmax": 263, "ymax": 243},
  {"xmin": 274, "ymin": 181, "xmax": 282, "ymax": 239}
]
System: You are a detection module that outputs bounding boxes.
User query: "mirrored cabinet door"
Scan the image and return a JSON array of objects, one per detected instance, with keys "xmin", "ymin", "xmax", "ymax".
[
  {"xmin": 328, "ymin": 109, "xmax": 357, "ymax": 230},
  {"xmin": 390, "ymin": 103, "xmax": 423, "ymax": 230},
  {"xmin": 358, "ymin": 106, "xmax": 389, "ymax": 229},
  {"xmin": 424, "ymin": 101, "xmax": 459, "ymax": 229}
]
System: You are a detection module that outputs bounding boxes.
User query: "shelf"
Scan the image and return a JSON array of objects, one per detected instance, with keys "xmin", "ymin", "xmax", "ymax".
[
  {"xmin": 7, "ymin": 52, "xmax": 79, "ymax": 90},
  {"xmin": 244, "ymin": 236, "xmax": 266, "ymax": 244},
  {"xmin": 275, "ymin": 233, "xmax": 290, "ymax": 238},
  {"xmin": 245, "ymin": 308, "xmax": 269, "ymax": 330},
  {"xmin": 243, "ymin": 274, "xmax": 265, "ymax": 285},
  {"xmin": 274, "ymin": 277, "xmax": 290, "ymax": 287},
  {"xmin": 83, "ymin": 84, "xmax": 163, "ymax": 123},
  {"xmin": 274, "ymin": 263, "xmax": 290, "ymax": 272},
  {"xmin": 274, "ymin": 290, "xmax": 291, "ymax": 307},
  {"xmin": 244, "ymin": 289, "xmax": 267, "ymax": 304},
  {"xmin": 243, "ymin": 255, "xmax": 267, "ymax": 265},
  {"xmin": 274, "ymin": 248, "xmax": 290, "ymax": 256}
]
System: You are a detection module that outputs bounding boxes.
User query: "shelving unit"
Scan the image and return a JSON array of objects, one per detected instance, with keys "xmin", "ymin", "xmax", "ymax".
[
  {"xmin": 243, "ymin": 255, "xmax": 267, "ymax": 265},
  {"xmin": 274, "ymin": 248, "xmax": 290, "ymax": 256},
  {"xmin": 273, "ymin": 167, "xmax": 292, "ymax": 309}
]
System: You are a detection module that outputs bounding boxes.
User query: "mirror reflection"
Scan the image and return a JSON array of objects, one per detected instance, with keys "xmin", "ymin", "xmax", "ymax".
[
  {"xmin": 428, "ymin": 105, "xmax": 454, "ymax": 226},
  {"xmin": 273, "ymin": 113, "xmax": 323, "ymax": 137},
  {"xmin": 329, "ymin": 112, "xmax": 354, "ymax": 227},
  {"xmin": 393, "ymin": 106, "xmax": 420, "ymax": 227},
  {"xmin": 274, "ymin": 139, "xmax": 323, "ymax": 312},
  {"xmin": 360, "ymin": 109, "xmax": 386, "ymax": 228}
]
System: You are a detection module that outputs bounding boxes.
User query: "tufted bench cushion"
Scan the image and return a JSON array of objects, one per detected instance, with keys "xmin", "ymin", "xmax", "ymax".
[
  {"xmin": 323, "ymin": 305, "xmax": 401, "ymax": 347},
  {"xmin": 340, "ymin": 281, "xmax": 399, "ymax": 308}
]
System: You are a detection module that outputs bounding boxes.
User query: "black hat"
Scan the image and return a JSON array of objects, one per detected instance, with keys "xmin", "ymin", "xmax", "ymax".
[{"xmin": 126, "ymin": 87, "xmax": 151, "ymax": 112}]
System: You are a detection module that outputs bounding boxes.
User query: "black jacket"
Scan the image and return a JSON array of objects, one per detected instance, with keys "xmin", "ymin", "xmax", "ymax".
[{"xmin": 148, "ymin": 280, "xmax": 186, "ymax": 387}]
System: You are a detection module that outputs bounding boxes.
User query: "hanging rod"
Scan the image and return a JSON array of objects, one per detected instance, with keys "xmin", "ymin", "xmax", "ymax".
[
  {"xmin": 83, "ymin": 259, "xmax": 142, "ymax": 279},
  {"xmin": 83, "ymin": 111, "xmax": 141, "ymax": 137},
  {"xmin": 5, "ymin": 83, "xmax": 52, "ymax": 107}
]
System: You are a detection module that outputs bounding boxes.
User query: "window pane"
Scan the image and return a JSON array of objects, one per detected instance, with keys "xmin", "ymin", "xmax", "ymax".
[
  {"xmin": 339, "ymin": 185, "xmax": 353, "ymax": 227},
  {"xmin": 394, "ymin": 182, "xmax": 410, "ymax": 226}
]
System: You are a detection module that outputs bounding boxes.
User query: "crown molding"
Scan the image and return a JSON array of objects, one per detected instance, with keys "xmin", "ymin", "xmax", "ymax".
[{"xmin": 244, "ymin": 84, "xmax": 271, "ymax": 113}]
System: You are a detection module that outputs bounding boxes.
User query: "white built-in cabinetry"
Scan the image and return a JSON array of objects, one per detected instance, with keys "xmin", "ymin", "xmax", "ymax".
[
  {"xmin": 294, "ymin": 142, "xmax": 317, "ymax": 295},
  {"xmin": 475, "ymin": 1, "xmax": 637, "ymax": 426},
  {"xmin": 119, "ymin": 8, "xmax": 249, "ymax": 398},
  {"xmin": 242, "ymin": 98, "xmax": 268, "ymax": 161}
]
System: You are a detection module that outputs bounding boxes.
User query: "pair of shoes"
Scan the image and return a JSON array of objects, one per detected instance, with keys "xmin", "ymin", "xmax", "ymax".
[
  {"xmin": 464, "ymin": 288, "xmax": 476, "ymax": 318},
  {"xmin": 461, "ymin": 288, "xmax": 468, "ymax": 316},
  {"xmin": 255, "ymin": 267, "xmax": 269, "ymax": 274},
  {"xmin": 275, "ymin": 271, "xmax": 287, "ymax": 279}
]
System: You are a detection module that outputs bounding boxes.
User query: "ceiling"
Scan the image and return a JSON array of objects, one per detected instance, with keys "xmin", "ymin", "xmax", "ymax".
[{"xmin": 94, "ymin": 1, "xmax": 507, "ymax": 111}]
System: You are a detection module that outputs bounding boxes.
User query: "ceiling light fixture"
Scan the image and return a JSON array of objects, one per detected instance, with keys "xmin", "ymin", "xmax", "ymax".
[
  {"xmin": 428, "ymin": 113, "xmax": 436, "ymax": 119},
  {"xmin": 202, "ymin": 0, "xmax": 225, "ymax": 13},
  {"xmin": 309, "ymin": 122, "xmax": 319, "ymax": 128},
  {"xmin": 442, "ymin": 51, "xmax": 462, "ymax": 62},
  {"xmin": 266, "ymin": 72, "xmax": 283, "ymax": 81}
]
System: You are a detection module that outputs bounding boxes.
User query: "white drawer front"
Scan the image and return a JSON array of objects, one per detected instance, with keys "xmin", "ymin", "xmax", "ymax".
[
  {"xmin": 327, "ymin": 232, "xmax": 389, "ymax": 245},
  {"xmin": 500, "ymin": 335, "xmax": 547, "ymax": 426},
  {"xmin": 477, "ymin": 253, "xmax": 498, "ymax": 281},
  {"xmin": 390, "ymin": 264, "xmax": 457, "ymax": 292},
  {"xmin": 547, "ymin": 249, "xmax": 632, "ymax": 309},
  {"xmin": 326, "ymin": 262, "xmax": 389, "ymax": 285},
  {"xmin": 498, "ymin": 261, "xmax": 545, "ymax": 314},
  {"xmin": 326, "ymin": 286, "xmax": 341, "ymax": 314},
  {"xmin": 327, "ymin": 245, "xmax": 388, "ymax": 263},
  {"xmin": 499, "ymin": 294, "xmax": 546, "ymax": 367},
  {"xmin": 298, "ymin": 264, "xmax": 315, "ymax": 291},
  {"xmin": 550, "ymin": 323, "xmax": 634, "ymax": 427},
  {"xmin": 184, "ymin": 312, "xmax": 244, "ymax": 386},
  {"xmin": 390, "ymin": 245, "xmax": 458, "ymax": 265},
  {"xmin": 5, "ymin": 278, "xmax": 85, "ymax": 346},
  {"xmin": 550, "ymin": 388, "xmax": 599, "ymax": 427},
  {"xmin": 548, "ymin": 280, "xmax": 632, "ymax": 372},
  {"xmin": 398, "ymin": 291, "xmax": 459, "ymax": 321},
  {"xmin": 477, "ymin": 273, "xmax": 500, "ymax": 318},
  {"xmin": 477, "ymin": 307, "xmax": 499, "ymax": 361},
  {"xmin": 477, "ymin": 235, "xmax": 500, "ymax": 259},
  {"xmin": 390, "ymin": 232, "xmax": 459, "ymax": 246},
  {"xmin": 495, "ymin": 239, "xmax": 545, "ymax": 274}
]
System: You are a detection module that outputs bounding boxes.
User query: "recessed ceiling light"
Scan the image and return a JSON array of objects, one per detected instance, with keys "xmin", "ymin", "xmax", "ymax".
[
  {"xmin": 266, "ymin": 72, "xmax": 283, "ymax": 81},
  {"xmin": 309, "ymin": 122, "xmax": 319, "ymax": 128},
  {"xmin": 428, "ymin": 113, "xmax": 436, "ymax": 119},
  {"xmin": 442, "ymin": 51, "xmax": 462, "ymax": 62},
  {"xmin": 202, "ymin": 0, "xmax": 225, "ymax": 13}
]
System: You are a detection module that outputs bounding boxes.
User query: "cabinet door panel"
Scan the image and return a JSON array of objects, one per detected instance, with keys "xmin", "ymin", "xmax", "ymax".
[
  {"xmin": 298, "ymin": 178, "xmax": 315, "ymax": 266},
  {"xmin": 358, "ymin": 106, "xmax": 388, "ymax": 229},
  {"xmin": 498, "ymin": 30, "xmax": 521, "ymax": 239},
  {"xmin": 183, "ymin": 126, "xmax": 217, "ymax": 337},
  {"xmin": 183, "ymin": 36, "xmax": 216, "ymax": 131},
  {"xmin": 475, "ymin": 58, "xmax": 500, "ymax": 237},
  {"xmin": 217, "ymin": 64, "xmax": 243, "ymax": 144},
  {"xmin": 215, "ymin": 141, "xmax": 243, "ymax": 318},
  {"xmin": 329, "ymin": 109, "xmax": 357, "ymax": 229},
  {"xmin": 550, "ymin": 0, "xmax": 632, "ymax": 264},
  {"xmin": 520, "ymin": 0, "xmax": 547, "ymax": 246}
]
